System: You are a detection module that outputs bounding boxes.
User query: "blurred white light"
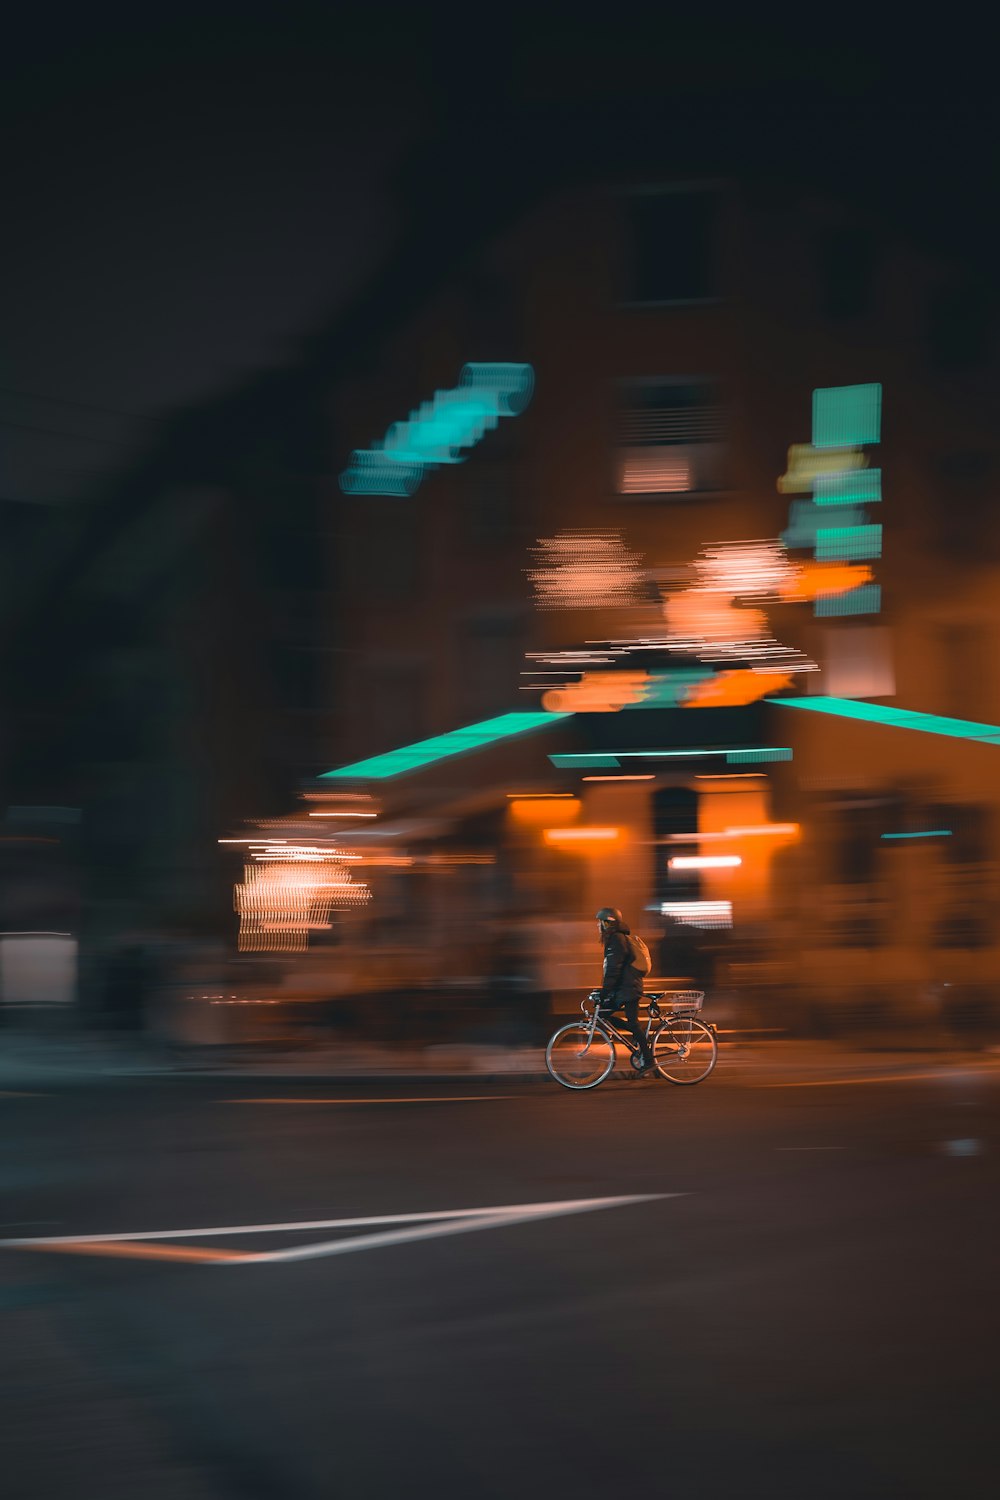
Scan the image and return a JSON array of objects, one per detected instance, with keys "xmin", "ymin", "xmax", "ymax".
[
  {"xmin": 668, "ymin": 855, "xmax": 742, "ymax": 870},
  {"xmin": 527, "ymin": 530, "xmax": 645, "ymax": 610},
  {"xmin": 660, "ymin": 901, "xmax": 733, "ymax": 928}
]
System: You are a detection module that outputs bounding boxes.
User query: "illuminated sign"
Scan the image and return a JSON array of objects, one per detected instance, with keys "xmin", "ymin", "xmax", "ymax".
[
  {"xmin": 777, "ymin": 445, "xmax": 867, "ymax": 494},
  {"xmin": 812, "ymin": 382, "xmax": 882, "ymax": 449},
  {"xmin": 778, "ymin": 383, "xmax": 883, "ymax": 617},
  {"xmin": 658, "ymin": 538, "xmax": 819, "ymax": 674},
  {"xmin": 233, "ymin": 844, "xmax": 370, "ymax": 952},
  {"xmin": 527, "ymin": 530, "xmax": 645, "ymax": 611}
]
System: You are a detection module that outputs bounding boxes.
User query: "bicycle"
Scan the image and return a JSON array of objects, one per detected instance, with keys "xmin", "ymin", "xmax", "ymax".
[{"xmin": 545, "ymin": 989, "xmax": 718, "ymax": 1091}]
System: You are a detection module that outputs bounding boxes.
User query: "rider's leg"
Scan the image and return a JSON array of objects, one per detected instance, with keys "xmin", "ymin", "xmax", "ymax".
[{"xmin": 622, "ymin": 991, "xmax": 653, "ymax": 1066}]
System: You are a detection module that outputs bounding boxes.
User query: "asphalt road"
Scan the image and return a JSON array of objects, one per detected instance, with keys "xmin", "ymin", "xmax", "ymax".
[{"xmin": 2, "ymin": 1054, "xmax": 999, "ymax": 1499}]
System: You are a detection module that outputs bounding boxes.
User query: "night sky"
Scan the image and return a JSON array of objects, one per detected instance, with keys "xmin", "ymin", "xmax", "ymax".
[
  {"xmin": 2, "ymin": 7, "xmax": 995, "ymax": 507},
  {"xmin": 2, "ymin": 7, "xmax": 420, "ymax": 504}
]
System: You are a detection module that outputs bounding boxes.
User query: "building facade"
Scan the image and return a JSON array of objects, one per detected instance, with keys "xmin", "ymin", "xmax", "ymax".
[
  {"xmin": 319, "ymin": 173, "xmax": 1000, "ymax": 1036},
  {"xmin": 6, "ymin": 164, "xmax": 999, "ymax": 1040}
]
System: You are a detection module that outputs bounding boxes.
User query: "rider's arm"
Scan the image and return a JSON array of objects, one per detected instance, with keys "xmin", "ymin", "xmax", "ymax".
[{"xmin": 600, "ymin": 932, "xmax": 629, "ymax": 1000}]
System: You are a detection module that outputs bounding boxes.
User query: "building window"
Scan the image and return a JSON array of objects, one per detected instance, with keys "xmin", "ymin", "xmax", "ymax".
[
  {"xmin": 615, "ymin": 378, "xmax": 725, "ymax": 496},
  {"xmin": 624, "ymin": 188, "xmax": 720, "ymax": 304},
  {"xmin": 831, "ymin": 802, "xmax": 883, "ymax": 887},
  {"xmin": 929, "ymin": 803, "xmax": 994, "ymax": 949},
  {"xmin": 823, "ymin": 797, "xmax": 897, "ymax": 946}
]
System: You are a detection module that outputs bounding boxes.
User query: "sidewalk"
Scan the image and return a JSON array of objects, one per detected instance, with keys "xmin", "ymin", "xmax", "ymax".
[
  {"xmin": 2, "ymin": 1026, "xmax": 998, "ymax": 1087},
  {"xmin": 0, "ymin": 1031, "xmax": 547, "ymax": 1085}
]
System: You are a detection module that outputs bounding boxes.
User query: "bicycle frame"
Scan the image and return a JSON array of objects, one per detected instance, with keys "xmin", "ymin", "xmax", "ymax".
[{"xmin": 578, "ymin": 996, "xmax": 659, "ymax": 1058}]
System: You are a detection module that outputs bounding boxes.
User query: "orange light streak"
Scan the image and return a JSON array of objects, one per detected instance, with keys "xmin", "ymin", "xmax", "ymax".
[
  {"xmin": 779, "ymin": 561, "xmax": 874, "ymax": 602},
  {"xmin": 683, "ymin": 669, "xmax": 793, "ymax": 708},
  {"xmin": 18, "ymin": 1240, "xmax": 243, "ymax": 1264},
  {"xmin": 541, "ymin": 670, "xmax": 650, "ymax": 713},
  {"xmin": 665, "ymin": 823, "xmax": 798, "ymax": 843},
  {"xmin": 725, "ymin": 823, "xmax": 799, "ymax": 838},
  {"xmin": 543, "ymin": 827, "xmax": 620, "ymax": 846},
  {"xmin": 694, "ymin": 773, "xmax": 765, "ymax": 780},
  {"xmin": 581, "ymin": 774, "xmax": 655, "ymax": 782}
]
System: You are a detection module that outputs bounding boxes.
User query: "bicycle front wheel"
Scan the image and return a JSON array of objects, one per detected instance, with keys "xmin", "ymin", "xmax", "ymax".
[
  {"xmin": 653, "ymin": 1017, "xmax": 717, "ymax": 1084},
  {"xmin": 546, "ymin": 1023, "xmax": 616, "ymax": 1090}
]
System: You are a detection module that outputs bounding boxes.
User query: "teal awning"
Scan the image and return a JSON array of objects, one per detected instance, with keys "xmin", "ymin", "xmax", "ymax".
[
  {"xmin": 321, "ymin": 711, "xmax": 572, "ymax": 781},
  {"xmin": 774, "ymin": 696, "xmax": 1000, "ymax": 745}
]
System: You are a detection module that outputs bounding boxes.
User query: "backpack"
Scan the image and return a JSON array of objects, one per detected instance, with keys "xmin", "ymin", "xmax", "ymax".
[{"xmin": 626, "ymin": 933, "xmax": 652, "ymax": 975}]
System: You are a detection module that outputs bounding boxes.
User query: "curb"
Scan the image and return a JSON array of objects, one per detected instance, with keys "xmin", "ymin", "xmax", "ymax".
[{"xmin": 0, "ymin": 1070, "xmax": 556, "ymax": 1087}]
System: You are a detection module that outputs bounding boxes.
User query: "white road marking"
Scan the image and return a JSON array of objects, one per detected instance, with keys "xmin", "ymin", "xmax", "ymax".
[
  {"xmin": 776, "ymin": 1146, "xmax": 845, "ymax": 1151},
  {"xmin": 228, "ymin": 1196, "xmax": 677, "ymax": 1265},
  {"xmin": 0, "ymin": 1194, "xmax": 678, "ymax": 1266}
]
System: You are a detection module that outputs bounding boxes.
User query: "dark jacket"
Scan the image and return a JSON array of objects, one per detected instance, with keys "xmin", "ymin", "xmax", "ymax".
[{"xmin": 600, "ymin": 922, "xmax": 643, "ymax": 1002}]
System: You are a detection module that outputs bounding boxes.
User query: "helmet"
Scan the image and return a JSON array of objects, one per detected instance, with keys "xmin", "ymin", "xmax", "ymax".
[{"xmin": 595, "ymin": 907, "xmax": 622, "ymax": 926}]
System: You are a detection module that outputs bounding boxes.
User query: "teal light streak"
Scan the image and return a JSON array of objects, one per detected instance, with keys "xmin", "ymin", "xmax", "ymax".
[
  {"xmin": 725, "ymin": 747, "xmax": 793, "ymax": 764},
  {"xmin": 813, "ymin": 468, "xmax": 882, "ymax": 505},
  {"xmin": 617, "ymin": 749, "xmax": 732, "ymax": 759},
  {"xmin": 774, "ymin": 696, "xmax": 1000, "ymax": 746},
  {"xmin": 548, "ymin": 747, "xmax": 793, "ymax": 767},
  {"xmin": 812, "ymin": 383, "xmax": 882, "ymax": 449},
  {"xmin": 383, "ymin": 396, "xmax": 497, "ymax": 466},
  {"xmin": 323, "ymin": 711, "xmax": 570, "ymax": 780},
  {"xmin": 340, "ymin": 363, "xmax": 534, "ymax": 496},
  {"xmin": 549, "ymin": 754, "xmax": 621, "ymax": 769},
  {"xmin": 781, "ymin": 501, "xmax": 866, "ymax": 550},
  {"xmin": 340, "ymin": 451, "xmax": 423, "ymax": 496},
  {"xmin": 815, "ymin": 524, "xmax": 883, "ymax": 562},
  {"xmin": 881, "ymin": 830, "xmax": 953, "ymax": 841},
  {"xmin": 815, "ymin": 584, "xmax": 881, "ymax": 616}
]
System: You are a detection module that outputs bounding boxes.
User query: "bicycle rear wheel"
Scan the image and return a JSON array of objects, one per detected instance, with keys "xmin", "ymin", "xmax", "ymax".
[
  {"xmin": 653, "ymin": 1016, "xmax": 717, "ymax": 1084},
  {"xmin": 546, "ymin": 1023, "xmax": 615, "ymax": 1090}
]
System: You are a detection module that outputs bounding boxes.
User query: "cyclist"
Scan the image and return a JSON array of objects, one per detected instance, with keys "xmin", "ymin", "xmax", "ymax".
[{"xmin": 595, "ymin": 906, "xmax": 654, "ymax": 1074}]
